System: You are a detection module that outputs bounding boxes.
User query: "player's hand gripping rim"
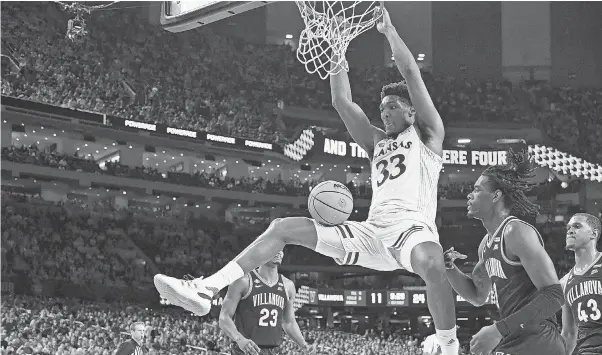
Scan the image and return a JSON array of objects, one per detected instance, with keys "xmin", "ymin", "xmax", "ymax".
[
  {"xmin": 375, "ymin": 5, "xmax": 393, "ymax": 34},
  {"xmin": 443, "ymin": 247, "xmax": 467, "ymax": 270}
]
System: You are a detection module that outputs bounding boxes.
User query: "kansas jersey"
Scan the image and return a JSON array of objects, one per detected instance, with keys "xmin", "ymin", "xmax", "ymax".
[
  {"xmin": 481, "ymin": 216, "xmax": 557, "ymax": 326},
  {"xmin": 233, "ymin": 270, "xmax": 288, "ymax": 347},
  {"xmin": 561, "ymin": 252, "xmax": 602, "ymax": 355},
  {"xmin": 368, "ymin": 125, "xmax": 442, "ymax": 229}
]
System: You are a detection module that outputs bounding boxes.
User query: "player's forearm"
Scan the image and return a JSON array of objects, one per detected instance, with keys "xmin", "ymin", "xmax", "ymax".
[
  {"xmin": 218, "ymin": 316, "xmax": 245, "ymax": 343},
  {"xmin": 283, "ymin": 321, "xmax": 308, "ymax": 348},
  {"xmin": 495, "ymin": 284, "xmax": 564, "ymax": 337},
  {"xmin": 382, "ymin": 26, "xmax": 420, "ymax": 77},
  {"xmin": 446, "ymin": 266, "xmax": 486, "ymax": 306},
  {"xmin": 330, "ymin": 53, "xmax": 352, "ymax": 103}
]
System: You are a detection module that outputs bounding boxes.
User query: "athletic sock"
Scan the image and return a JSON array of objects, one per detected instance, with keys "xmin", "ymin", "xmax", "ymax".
[
  {"xmin": 199, "ymin": 261, "xmax": 245, "ymax": 293},
  {"xmin": 436, "ymin": 327, "xmax": 459, "ymax": 355}
]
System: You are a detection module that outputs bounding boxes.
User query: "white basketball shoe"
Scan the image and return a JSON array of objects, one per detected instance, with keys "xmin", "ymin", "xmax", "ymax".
[{"xmin": 154, "ymin": 274, "xmax": 218, "ymax": 316}]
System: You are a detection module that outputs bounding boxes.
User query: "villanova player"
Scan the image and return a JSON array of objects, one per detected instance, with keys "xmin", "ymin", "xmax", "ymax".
[
  {"xmin": 219, "ymin": 251, "xmax": 312, "ymax": 355},
  {"xmin": 154, "ymin": 8, "xmax": 458, "ymax": 354},
  {"xmin": 561, "ymin": 213, "xmax": 602, "ymax": 355},
  {"xmin": 444, "ymin": 149, "xmax": 565, "ymax": 355}
]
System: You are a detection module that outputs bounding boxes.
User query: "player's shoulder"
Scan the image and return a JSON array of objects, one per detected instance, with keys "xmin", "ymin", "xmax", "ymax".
[
  {"xmin": 372, "ymin": 126, "xmax": 387, "ymax": 141},
  {"xmin": 504, "ymin": 218, "xmax": 540, "ymax": 242},
  {"xmin": 279, "ymin": 274, "xmax": 294, "ymax": 289},
  {"xmin": 279, "ymin": 275, "xmax": 296, "ymax": 296},
  {"xmin": 559, "ymin": 272, "xmax": 573, "ymax": 292},
  {"xmin": 229, "ymin": 273, "xmax": 251, "ymax": 293}
]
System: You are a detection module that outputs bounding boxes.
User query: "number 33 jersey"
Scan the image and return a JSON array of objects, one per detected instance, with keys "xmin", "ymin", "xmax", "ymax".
[
  {"xmin": 561, "ymin": 253, "xmax": 602, "ymax": 355},
  {"xmin": 234, "ymin": 270, "xmax": 288, "ymax": 347},
  {"xmin": 368, "ymin": 125, "xmax": 442, "ymax": 229}
]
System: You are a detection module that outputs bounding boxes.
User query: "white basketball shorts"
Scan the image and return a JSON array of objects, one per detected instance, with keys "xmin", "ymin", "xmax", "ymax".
[{"xmin": 312, "ymin": 219, "xmax": 440, "ymax": 273}]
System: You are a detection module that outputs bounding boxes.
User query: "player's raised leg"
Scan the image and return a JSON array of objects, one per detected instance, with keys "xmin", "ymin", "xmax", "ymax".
[{"xmin": 154, "ymin": 217, "xmax": 346, "ymax": 315}]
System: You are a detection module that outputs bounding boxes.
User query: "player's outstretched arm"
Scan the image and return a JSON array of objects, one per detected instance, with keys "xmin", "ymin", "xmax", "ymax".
[
  {"xmin": 494, "ymin": 222, "xmax": 564, "ymax": 337},
  {"xmin": 445, "ymin": 241, "xmax": 492, "ymax": 307},
  {"xmin": 218, "ymin": 275, "xmax": 252, "ymax": 345},
  {"xmin": 377, "ymin": 7, "xmax": 445, "ymax": 155},
  {"xmin": 330, "ymin": 51, "xmax": 384, "ymax": 158},
  {"xmin": 561, "ymin": 298, "xmax": 577, "ymax": 354},
  {"xmin": 281, "ymin": 278, "xmax": 311, "ymax": 350}
]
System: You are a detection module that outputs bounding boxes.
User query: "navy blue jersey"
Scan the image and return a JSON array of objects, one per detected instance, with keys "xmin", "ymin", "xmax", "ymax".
[
  {"xmin": 481, "ymin": 216, "xmax": 556, "ymax": 326},
  {"xmin": 233, "ymin": 270, "xmax": 288, "ymax": 347},
  {"xmin": 562, "ymin": 253, "xmax": 602, "ymax": 355}
]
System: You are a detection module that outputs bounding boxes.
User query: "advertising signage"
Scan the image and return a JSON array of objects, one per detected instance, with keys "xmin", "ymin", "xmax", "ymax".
[
  {"xmin": 110, "ymin": 116, "xmax": 276, "ymax": 152},
  {"xmin": 319, "ymin": 136, "xmax": 511, "ymax": 166},
  {"xmin": 1, "ymin": 97, "xmax": 278, "ymax": 153},
  {"xmin": 2, "ymin": 96, "xmax": 523, "ymax": 167}
]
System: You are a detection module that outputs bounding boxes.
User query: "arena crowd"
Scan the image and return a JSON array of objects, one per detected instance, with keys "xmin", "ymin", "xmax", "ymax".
[
  {"xmin": 1, "ymin": 2, "xmax": 601, "ymax": 163},
  {"xmin": 1, "ymin": 2, "xmax": 600, "ymax": 355}
]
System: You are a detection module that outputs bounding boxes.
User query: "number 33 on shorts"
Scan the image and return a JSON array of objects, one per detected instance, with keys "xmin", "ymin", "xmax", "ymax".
[{"xmin": 375, "ymin": 154, "xmax": 406, "ymax": 187}]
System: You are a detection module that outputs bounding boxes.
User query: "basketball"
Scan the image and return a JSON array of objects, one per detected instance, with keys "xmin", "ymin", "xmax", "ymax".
[{"xmin": 308, "ymin": 181, "xmax": 353, "ymax": 226}]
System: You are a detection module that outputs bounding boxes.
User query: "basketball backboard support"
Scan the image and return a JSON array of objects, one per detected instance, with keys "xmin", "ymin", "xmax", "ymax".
[{"xmin": 160, "ymin": 1, "xmax": 270, "ymax": 33}]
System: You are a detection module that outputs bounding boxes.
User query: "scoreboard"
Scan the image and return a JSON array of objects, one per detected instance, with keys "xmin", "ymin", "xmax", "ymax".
[
  {"xmin": 210, "ymin": 287, "xmax": 497, "ymax": 310},
  {"xmin": 295, "ymin": 288, "xmax": 496, "ymax": 308}
]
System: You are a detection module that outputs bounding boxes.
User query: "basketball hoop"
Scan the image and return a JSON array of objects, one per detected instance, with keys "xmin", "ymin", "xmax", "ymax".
[{"xmin": 295, "ymin": 1, "xmax": 383, "ymax": 80}]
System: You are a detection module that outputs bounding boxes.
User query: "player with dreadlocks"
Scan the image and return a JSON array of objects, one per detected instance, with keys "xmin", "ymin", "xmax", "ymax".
[{"xmin": 444, "ymin": 149, "xmax": 565, "ymax": 355}]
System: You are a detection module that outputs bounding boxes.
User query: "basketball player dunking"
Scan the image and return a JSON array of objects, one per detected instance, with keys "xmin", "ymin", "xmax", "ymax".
[
  {"xmin": 219, "ymin": 251, "xmax": 313, "ymax": 355},
  {"xmin": 444, "ymin": 149, "xmax": 565, "ymax": 355},
  {"xmin": 561, "ymin": 213, "xmax": 602, "ymax": 355},
  {"xmin": 154, "ymin": 8, "xmax": 459, "ymax": 354}
]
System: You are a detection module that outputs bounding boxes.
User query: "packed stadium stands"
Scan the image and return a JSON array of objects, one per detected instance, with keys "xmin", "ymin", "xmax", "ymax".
[
  {"xmin": 1, "ymin": 2, "xmax": 601, "ymax": 355},
  {"xmin": 3, "ymin": 293, "xmax": 461, "ymax": 355},
  {"xmin": 1, "ymin": 2, "xmax": 601, "ymax": 163}
]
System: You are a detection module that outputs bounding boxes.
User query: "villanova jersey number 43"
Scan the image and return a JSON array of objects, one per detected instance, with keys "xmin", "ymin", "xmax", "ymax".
[{"xmin": 562, "ymin": 253, "xmax": 602, "ymax": 355}]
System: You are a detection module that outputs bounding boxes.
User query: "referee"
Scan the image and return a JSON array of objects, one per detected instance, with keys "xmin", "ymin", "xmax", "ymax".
[{"xmin": 114, "ymin": 321, "xmax": 147, "ymax": 355}]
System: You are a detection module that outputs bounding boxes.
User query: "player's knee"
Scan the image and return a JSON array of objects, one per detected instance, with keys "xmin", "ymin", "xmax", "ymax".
[{"xmin": 410, "ymin": 242, "xmax": 446, "ymax": 282}]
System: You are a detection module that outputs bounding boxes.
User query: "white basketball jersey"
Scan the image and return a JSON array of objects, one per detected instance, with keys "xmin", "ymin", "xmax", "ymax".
[{"xmin": 368, "ymin": 125, "xmax": 442, "ymax": 229}]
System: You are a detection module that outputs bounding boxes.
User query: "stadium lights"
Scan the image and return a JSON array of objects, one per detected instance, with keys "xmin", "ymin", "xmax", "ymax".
[
  {"xmin": 418, "ymin": 53, "xmax": 425, "ymax": 58},
  {"xmin": 457, "ymin": 138, "xmax": 471, "ymax": 144},
  {"xmin": 285, "ymin": 34, "xmax": 293, "ymax": 39}
]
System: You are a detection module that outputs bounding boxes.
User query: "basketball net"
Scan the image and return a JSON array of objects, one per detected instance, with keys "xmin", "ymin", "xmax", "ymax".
[{"xmin": 295, "ymin": 1, "xmax": 383, "ymax": 80}]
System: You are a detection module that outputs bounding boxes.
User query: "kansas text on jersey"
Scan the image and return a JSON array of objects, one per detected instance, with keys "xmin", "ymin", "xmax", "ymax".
[
  {"xmin": 481, "ymin": 216, "xmax": 557, "ymax": 327},
  {"xmin": 561, "ymin": 252, "xmax": 602, "ymax": 355},
  {"xmin": 233, "ymin": 270, "xmax": 288, "ymax": 347},
  {"xmin": 368, "ymin": 125, "xmax": 442, "ymax": 229}
]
